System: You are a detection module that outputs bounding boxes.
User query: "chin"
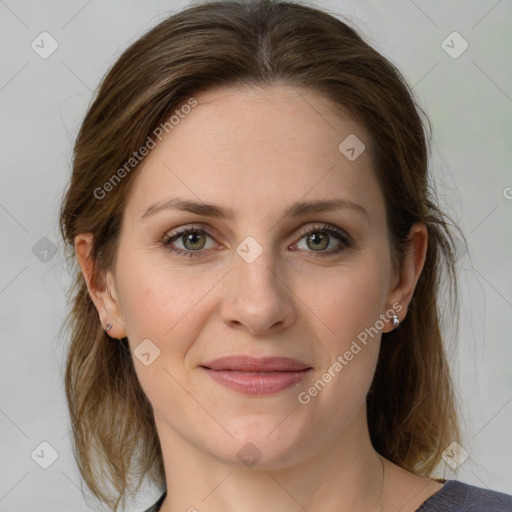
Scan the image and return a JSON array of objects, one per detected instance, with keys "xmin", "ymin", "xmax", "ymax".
[{"xmin": 204, "ymin": 414, "xmax": 312, "ymax": 470}]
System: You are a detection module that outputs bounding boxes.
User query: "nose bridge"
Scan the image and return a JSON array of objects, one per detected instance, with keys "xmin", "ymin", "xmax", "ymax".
[
  {"xmin": 238, "ymin": 245, "xmax": 279, "ymax": 292},
  {"xmin": 234, "ymin": 242, "xmax": 283, "ymax": 304},
  {"xmin": 221, "ymin": 242, "xmax": 295, "ymax": 334}
]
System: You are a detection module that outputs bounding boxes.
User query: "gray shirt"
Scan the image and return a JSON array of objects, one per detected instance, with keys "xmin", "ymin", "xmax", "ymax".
[{"xmin": 143, "ymin": 480, "xmax": 512, "ymax": 511}]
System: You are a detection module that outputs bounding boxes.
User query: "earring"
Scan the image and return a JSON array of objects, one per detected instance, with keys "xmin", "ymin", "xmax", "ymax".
[
  {"xmin": 105, "ymin": 323, "xmax": 113, "ymax": 332},
  {"xmin": 392, "ymin": 315, "xmax": 400, "ymax": 329}
]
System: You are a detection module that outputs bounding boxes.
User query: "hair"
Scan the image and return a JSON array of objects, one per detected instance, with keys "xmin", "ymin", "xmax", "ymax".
[{"xmin": 59, "ymin": 0, "xmax": 465, "ymax": 510}]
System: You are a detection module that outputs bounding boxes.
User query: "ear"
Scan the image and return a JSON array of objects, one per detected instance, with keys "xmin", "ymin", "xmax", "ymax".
[
  {"xmin": 74, "ymin": 233, "xmax": 127, "ymax": 339},
  {"xmin": 382, "ymin": 222, "xmax": 428, "ymax": 333}
]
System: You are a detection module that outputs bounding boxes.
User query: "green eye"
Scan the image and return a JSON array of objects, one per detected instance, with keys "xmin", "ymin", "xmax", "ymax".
[
  {"xmin": 163, "ymin": 223, "xmax": 351, "ymax": 258},
  {"xmin": 305, "ymin": 231, "xmax": 330, "ymax": 251},
  {"xmin": 180, "ymin": 232, "xmax": 208, "ymax": 250},
  {"xmin": 163, "ymin": 227, "xmax": 217, "ymax": 257},
  {"xmin": 295, "ymin": 225, "xmax": 351, "ymax": 254}
]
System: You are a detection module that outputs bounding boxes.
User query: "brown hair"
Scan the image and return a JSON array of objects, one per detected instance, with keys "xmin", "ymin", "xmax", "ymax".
[{"xmin": 59, "ymin": 1, "xmax": 464, "ymax": 510}]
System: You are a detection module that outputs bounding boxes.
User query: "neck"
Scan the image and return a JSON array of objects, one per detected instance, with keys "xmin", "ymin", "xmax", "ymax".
[{"xmin": 157, "ymin": 408, "xmax": 385, "ymax": 512}]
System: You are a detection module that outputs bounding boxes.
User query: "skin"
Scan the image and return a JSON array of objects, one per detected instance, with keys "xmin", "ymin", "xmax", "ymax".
[{"xmin": 76, "ymin": 84, "xmax": 444, "ymax": 511}]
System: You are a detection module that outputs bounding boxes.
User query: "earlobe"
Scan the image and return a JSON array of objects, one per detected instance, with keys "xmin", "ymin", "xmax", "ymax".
[
  {"xmin": 384, "ymin": 222, "xmax": 428, "ymax": 332},
  {"xmin": 74, "ymin": 233, "xmax": 127, "ymax": 339}
]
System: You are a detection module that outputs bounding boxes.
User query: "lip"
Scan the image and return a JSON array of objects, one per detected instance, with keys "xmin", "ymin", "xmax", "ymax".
[
  {"xmin": 200, "ymin": 356, "xmax": 313, "ymax": 396},
  {"xmin": 201, "ymin": 356, "xmax": 311, "ymax": 372}
]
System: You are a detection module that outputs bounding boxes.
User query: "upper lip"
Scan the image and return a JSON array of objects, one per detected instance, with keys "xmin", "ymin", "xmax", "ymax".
[{"xmin": 200, "ymin": 356, "xmax": 312, "ymax": 372}]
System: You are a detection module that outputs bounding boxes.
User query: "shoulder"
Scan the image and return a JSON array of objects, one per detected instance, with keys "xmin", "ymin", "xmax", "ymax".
[
  {"xmin": 142, "ymin": 491, "xmax": 166, "ymax": 512},
  {"xmin": 416, "ymin": 480, "xmax": 512, "ymax": 512}
]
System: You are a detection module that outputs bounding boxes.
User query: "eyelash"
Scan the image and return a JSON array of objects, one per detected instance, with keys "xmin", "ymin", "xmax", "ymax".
[{"xmin": 162, "ymin": 223, "xmax": 352, "ymax": 259}]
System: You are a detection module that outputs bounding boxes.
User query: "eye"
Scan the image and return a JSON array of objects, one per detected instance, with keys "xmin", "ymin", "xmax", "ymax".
[
  {"xmin": 162, "ymin": 226, "xmax": 218, "ymax": 257},
  {"xmin": 162, "ymin": 222, "xmax": 351, "ymax": 258},
  {"xmin": 293, "ymin": 223, "xmax": 351, "ymax": 255}
]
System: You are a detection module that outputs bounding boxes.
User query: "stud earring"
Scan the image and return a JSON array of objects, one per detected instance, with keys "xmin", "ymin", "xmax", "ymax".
[
  {"xmin": 105, "ymin": 323, "xmax": 113, "ymax": 332},
  {"xmin": 392, "ymin": 315, "xmax": 400, "ymax": 329}
]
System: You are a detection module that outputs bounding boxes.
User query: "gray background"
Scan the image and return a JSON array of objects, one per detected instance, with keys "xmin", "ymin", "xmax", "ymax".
[{"xmin": 0, "ymin": 0, "xmax": 511, "ymax": 510}]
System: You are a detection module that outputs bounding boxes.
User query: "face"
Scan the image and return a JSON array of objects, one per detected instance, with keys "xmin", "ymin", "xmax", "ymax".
[{"xmin": 92, "ymin": 85, "xmax": 411, "ymax": 468}]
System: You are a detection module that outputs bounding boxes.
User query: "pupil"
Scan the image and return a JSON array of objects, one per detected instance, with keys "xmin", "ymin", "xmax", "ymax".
[
  {"xmin": 308, "ymin": 232, "xmax": 328, "ymax": 251},
  {"xmin": 185, "ymin": 233, "xmax": 204, "ymax": 249}
]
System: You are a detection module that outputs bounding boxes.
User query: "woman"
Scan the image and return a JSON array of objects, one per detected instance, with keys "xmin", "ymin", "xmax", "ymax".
[{"xmin": 59, "ymin": 1, "xmax": 512, "ymax": 511}]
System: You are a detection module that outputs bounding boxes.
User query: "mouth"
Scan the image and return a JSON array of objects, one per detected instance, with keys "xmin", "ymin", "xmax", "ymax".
[{"xmin": 199, "ymin": 356, "xmax": 313, "ymax": 396}]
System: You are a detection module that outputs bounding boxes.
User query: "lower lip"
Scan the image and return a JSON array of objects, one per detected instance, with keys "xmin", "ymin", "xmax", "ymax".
[{"xmin": 201, "ymin": 368, "xmax": 311, "ymax": 396}]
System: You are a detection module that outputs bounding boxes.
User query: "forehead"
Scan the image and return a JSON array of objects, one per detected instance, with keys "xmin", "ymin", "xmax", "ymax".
[{"xmin": 124, "ymin": 84, "xmax": 383, "ymax": 223}]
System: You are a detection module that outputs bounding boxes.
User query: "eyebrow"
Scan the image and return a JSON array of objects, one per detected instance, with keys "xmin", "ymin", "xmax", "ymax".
[{"xmin": 140, "ymin": 197, "xmax": 370, "ymax": 223}]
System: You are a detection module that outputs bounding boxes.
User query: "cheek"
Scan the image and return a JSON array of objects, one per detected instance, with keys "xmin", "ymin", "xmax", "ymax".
[
  {"xmin": 292, "ymin": 252, "xmax": 390, "ymax": 412},
  {"xmin": 115, "ymin": 249, "xmax": 222, "ymax": 352},
  {"xmin": 114, "ymin": 253, "xmax": 221, "ymax": 406},
  {"xmin": 299, "ymin": 259, "xmax": 389, "ymax": 345}
]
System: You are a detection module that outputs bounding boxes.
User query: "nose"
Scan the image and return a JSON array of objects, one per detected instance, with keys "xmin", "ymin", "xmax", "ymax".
[{"xmin": 220, "ymin": 250, "xmax": 296, "ymax": 336}]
